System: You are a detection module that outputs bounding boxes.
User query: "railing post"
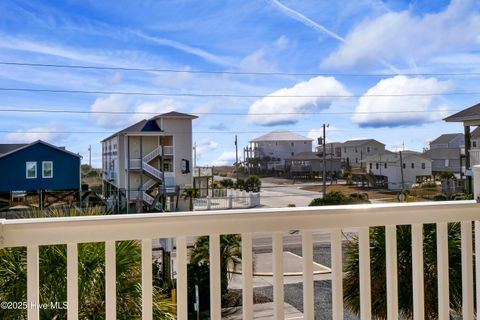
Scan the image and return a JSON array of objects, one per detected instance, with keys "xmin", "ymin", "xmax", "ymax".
[
  {"xmin": 473, "ymin": 165, "xmax": 480, "ymax": 313},
  {"xmin": 249, "ymin": 193, "xmax": 254, "ymax": 208},
  {"xmin": 207, "ymin": 197, "xmax": 211, "ymax": 210},
  {"xmin": 228, "ymin": 195, "xmax": 233, "ymax": 209}
]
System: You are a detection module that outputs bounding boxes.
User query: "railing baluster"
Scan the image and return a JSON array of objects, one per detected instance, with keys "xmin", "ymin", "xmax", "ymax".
[
  {"xmin": 411, "ymin": 224, "xmax": 424, "ymax": 320},
  {"xmin": 475, "ymin": 221, "xmax": 480, "ymax": 319},
  {"xmin": 461, "ymin": 221, "xmax": 474, "ymax": 319},
  {"xmin": 331, "ymin": 228, "xmax": 343, "ymax": 319},
  {"xmin": 142, "ymin": 239, "xmax": 153, "ymax": 320},
  {"xmin": 385, "ymin": 225, "xmax": 398, "ymax": 320},
  {"xmin": 272, "ymin": 232, "xmax": 284, "ymax": 319},
  {"xmin": 209, "ymin": 234, "xmax": 221, "ymax": 320},
  {"xmin": 176, "ymin": 237, "xmax": 188, "ymax": 320},
  {"xmin": 105, "ymin": 241, "xmax": 116, "ymax": 320},
  {"xmin": 241, "ymin": 233, "xmax": 253, "ymax": 319},
  {"xmin": 27, "ymin": 245, "xmax": 39, "ymax": 320},
  {"xmin": 358, "ymin": 227, "xmax": 371, "ymax": 320},
  {"xmin": 67, "ymin": 243, "xmax": 78, "ymax": 320},
  {"xmin": 436, "ymin": 222, "xmax": 449, "ymax": 320},
  {"xmin": 302, "ymin": 230, "xmax": 314, "ymax": 319}
]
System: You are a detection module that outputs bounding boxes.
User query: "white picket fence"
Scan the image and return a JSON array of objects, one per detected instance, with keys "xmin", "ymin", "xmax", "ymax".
[{"xmin": 193, "ymin": 188, "xmax": 260, "ymax": 210}]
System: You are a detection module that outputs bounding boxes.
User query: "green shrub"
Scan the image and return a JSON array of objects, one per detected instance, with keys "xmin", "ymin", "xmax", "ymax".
[
  {"xmin": 349, "ymin": 192, "xmax": 369, "ymax": 201},
  {"xmin": 433, "ymin": 194, "xmax": 448, "ymax": 201},
  {"xmin": 309, "ymin": 191, "xmax": 353, "ymax": 206},
  {"xmin": 287, "ymin": 204, "xmax": 296, "ymax": 207},
  {"xmin": 452, "ymin": 193, "xmax": 473, "ymax": 200},
  {"xmin": 219, "ymin": 178, "xmax": 234, "ymax": 188},
  {"xmin": 244, "ymin": 175, "xmax": 261, "ymax": 192},
  {"xmin": 234, "ymin": 178, "xmax": 245, "ymax": 190}
]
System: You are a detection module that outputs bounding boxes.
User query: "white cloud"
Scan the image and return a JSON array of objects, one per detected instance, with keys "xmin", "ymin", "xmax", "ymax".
[
  {"xmin": 89, "ymin": 94, "xmax": 132, "ymax": 128},
  {"xmin": 212, "ymin": 151, "xmax": 237, "ymax": 166},
  {"xmin": 247, "ymin": 76, "xmax": 350, "ymax": 126},
  {"xmin": 322, "ymin": 0, "xmax": 480, "ymax": 68},
  {"xmin": 132, "ymin": 99, "xmax": 182, "ymax": 122},
  {"xmin": 4, "ymin": 124, "xmax": 70, "ymax": 144},
  {"xmin": 195, "ymin": 139, "xmax": 219, "ymax": 158},
  {"xmin": 352, "ymin": 76, "xmax": 453, "ymax": 127}
]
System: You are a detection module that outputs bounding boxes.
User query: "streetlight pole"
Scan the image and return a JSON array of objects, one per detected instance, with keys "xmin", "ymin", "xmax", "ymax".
[{"xmin": 235, "ymin": 135, "xmax": 239, "ymax": 181}]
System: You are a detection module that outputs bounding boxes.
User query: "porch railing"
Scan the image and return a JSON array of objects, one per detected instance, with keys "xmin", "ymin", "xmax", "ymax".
[{"xmin": 3, "ymin": 165, "xmax": 480, "ymax": 320}]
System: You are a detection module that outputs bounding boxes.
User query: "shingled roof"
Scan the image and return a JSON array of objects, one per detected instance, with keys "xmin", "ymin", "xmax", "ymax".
[
  {"xmin": 444, "ymin": 103, "xmax": 480, "ymax": 122},
  {"xmin": 250, "ymin": 130, "xmax": 313, "ymax": 142},
  {"xmin": 430, "ymin": 133, "xmax": 463, "ymax": 145}
]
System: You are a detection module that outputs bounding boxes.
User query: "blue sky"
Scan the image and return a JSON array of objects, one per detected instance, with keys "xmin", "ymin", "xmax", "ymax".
[{"xmin": 0, "ymin": 0, "xmax": 479, "ymax": 166}]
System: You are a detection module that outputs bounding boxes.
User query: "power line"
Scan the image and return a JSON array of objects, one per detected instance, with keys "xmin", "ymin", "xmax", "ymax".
[
  {"xmin": 2, "ymin": 61, "xmax": 480, "ymax": 77},
  {"xmin": 0, "ymin": 87, "xmax": 478, "ymax": 98},
  {"xmin": 0, "ymin": 107, "xmax": 462, "ymax": 116}
]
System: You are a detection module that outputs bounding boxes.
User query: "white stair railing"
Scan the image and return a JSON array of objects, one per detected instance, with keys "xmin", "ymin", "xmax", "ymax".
[
  {"xmin": 142, "ymin": 192, "xmax": 154, "ymax": 205},
  {"xmin": 143, "ymin": 146, "xmax": 162, "ymax": 164},
  {"xmin": 142, "ymin": 162, "xmax": 163, "ymax": 180},
  {"xmin": 143, "ymin": 179, "xmax": 157, "ymax": 192}
]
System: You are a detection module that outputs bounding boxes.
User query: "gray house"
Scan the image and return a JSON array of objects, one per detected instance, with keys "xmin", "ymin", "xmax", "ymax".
[
  {"xmin": 341, "ymin": 139, "xmax": 386, "ymax": 169},
  {"xmin": 287, "ymin": 152, "xmax": 341, "ymax": 178},
  {"xmin": 423, "ymin": 133, "xmax": 464, "ymax": 177}
]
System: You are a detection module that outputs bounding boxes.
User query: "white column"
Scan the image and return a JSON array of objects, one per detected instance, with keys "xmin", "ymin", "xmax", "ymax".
[
  {"xmin": 411, "ymin": 224, "xmax": 424, "ymax": 320},
  {"xmin": 331, "ymin": 229, "xmax": 343, "ymax": 319},
  {"xmin": 436, "ymin": 222, "xmax": 449, "ymax": 320},
  {"xmin": 176, "ymin": 237, "xmax": 188, "ymax": 320},
  {"xmin": 461, "ymin": 221, "xmax": 474, "ymax": 320},
  {"xmin": 67, "ymin": 243, "xmax": 78, "ymax": 320},
  {"xmin": 302, "ymin": 230, "xmax": 314, "ymax": 319},
  {"xmin": 272, "ymin": 232, "xmax": 284, "ymax": 319},
  {"xmin": 105, "ymin": 241, "xmax": 116, "ymax": 320},
  {"xmin": 241, "ymin": 233, "xmax": 253, "ymax": 319},
  {"xmin": 385, "ymin": 225, "xmax": 398, "ymax": 320},
  {"xmin": 358, "ymin": 227, "xmax": 371, "ymax": 320},
  {"xmin": 142, "ymin": 239, "xmax": 153, "ymax": 320},
  {"xmin": 209, "ymin": 234, "xmax": 221, "ymax": 320},
  {"xmin": 27, "ymin": 245, "xmax": 39, "ymax": 320}
]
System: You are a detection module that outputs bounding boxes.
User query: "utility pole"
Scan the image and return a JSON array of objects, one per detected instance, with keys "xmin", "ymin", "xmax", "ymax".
[
  {"xmin": 322, "ymin": 124, "xmax": 329, "ymax": 197},
  {"xmin": 235, "ymin": 135, "xmax": 239, "ymax": 181},
  {"xmin": 193, "ymin": 142, "xmax": 197, "ymax": 168},
  {"xmin": 88, "ymin": 144, "xmax": 91, "ymax": 167},
  {"xmin": 399, "ymin": 151, "xmax": 405, "ymax": 190}
]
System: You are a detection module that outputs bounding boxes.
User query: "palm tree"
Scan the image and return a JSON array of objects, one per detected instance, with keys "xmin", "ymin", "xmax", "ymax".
[
  {"xmin": 181, "ymin": 187, "xmax": 199, "ymax": 211},
  {"xmin": 0, "ymin": 207, "xmax": 176, "ymax": 320},
  {"xmin": 190, "ymin": 235, "xmax": 242, "ymax": 296},
  {"xmin": 343, "ymin": 223, "xmax": 462, "ymax": 319}
]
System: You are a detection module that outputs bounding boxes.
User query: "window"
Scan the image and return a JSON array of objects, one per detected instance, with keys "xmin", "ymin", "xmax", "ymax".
[
  {"xmin": 445, "ymin": 159, "xmax": 449, "ymax": 167},
  {"xmin": 291, "ymin": 142, "xmax": 294, "ymax": 147},
  {"xmin": 473, "ymin": 141, "xmax": 477, "ymax": 148},
  {"xmin": 26, "ymin": 162, "xmax": 37, "ymax": 179},
  {"xmin": 181, "ymin": 159, "xmax": 190, "ymax": 173},
  {"xmin": 344, "ymin": 147, "xmax": 347, "ymax": 153},
  {"xmin": 369, "ymin": 163, "xmax": 372, "ymax": 169},
  {"xmin": 367, "ymin": 146, "xmax": 371, "ymax": 153},
  {"xmin": 411, "ymin": 163, "xmax": 414, "ymax": 169},
  {"xmin": 291, "ymin": 152, "xmax": 294, "ymax": 156},
  {"xmin": 42, "ymin": 161, "xmax": 53, "ymax": 178},
  {"xmin": 384, "ymin": 163, "xmax": 387, "ymax": 169},
  {"xmin": 355, "ymin": 158, "xmax": 358, "ymax": 163},
  {"xmin": 421, "ymin": 163, "xmax": 426, "ymax": 169},
  {"xmin": 376, "ymin": 163, "xmax": 379, "ymax": 170},
  {"xmin": 403, "ymin": 163, "xmax": 406, "ymax": 169},
  {"xmin": 355, "ymin": 147, "xmax": 358, "ymax": 153}
]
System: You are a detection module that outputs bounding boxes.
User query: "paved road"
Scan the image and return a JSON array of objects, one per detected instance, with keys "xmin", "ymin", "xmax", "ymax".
[{"xmin": 259, "ymin": 181, "xmax": 323, "ymax": 208}]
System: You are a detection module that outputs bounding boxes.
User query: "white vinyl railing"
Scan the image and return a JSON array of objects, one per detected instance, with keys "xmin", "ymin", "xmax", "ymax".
[
  {"xmin": 2, "ymin": 201, "xmax": 480, "ymax": 320},
  {"xmin": 143, "ymin": 146, "xmax": 162, "ymax": 164},
  {"xmin": 4, "ymin": 166, "xmax": 480, "ymax": 320}
]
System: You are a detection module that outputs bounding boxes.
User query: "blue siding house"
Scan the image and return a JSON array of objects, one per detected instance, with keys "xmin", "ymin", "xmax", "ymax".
[{"xmin": 0, "ymin": 140, "xmax": 81, "ymax": 192}]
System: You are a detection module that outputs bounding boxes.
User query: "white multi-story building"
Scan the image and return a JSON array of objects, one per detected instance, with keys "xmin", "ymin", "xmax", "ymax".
[
  {"xmin": 364, "ymin": 151, "xmax": 432, "ymax": 190},
  {"xmin": 102, "ymin": 111, "xmax": 197, "ymax": 212},
  {"xmin": 246, "ymin": 130, "xmax": 313, "ymax": 170},
  {"xmin": 341, "ymin": 139, "xmax": 386, "ymax": 168}
]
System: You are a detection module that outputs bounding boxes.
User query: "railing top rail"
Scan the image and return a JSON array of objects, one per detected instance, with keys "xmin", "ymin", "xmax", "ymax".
[{"xmin": 1, "ymin": 200, "xmax": 478, "ymax": 248}]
